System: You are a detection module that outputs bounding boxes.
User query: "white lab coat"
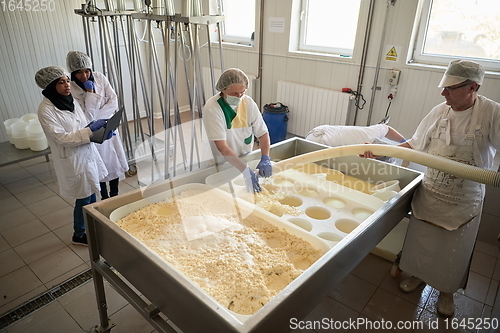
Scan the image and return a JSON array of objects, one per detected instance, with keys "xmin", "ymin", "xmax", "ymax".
[
  {"xmin": 37, "ymin": 97, "xmax": 108, "ymax": 199},
  {"xmin": 71, "ymin": 72, "xmax": 129, "ymax": 182}
]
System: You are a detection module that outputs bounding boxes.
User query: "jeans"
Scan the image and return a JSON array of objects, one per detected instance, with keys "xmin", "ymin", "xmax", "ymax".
[
  {"xmin": 73, "ymin": 193, "xmax": 96, "ymax": 237},
  {"xmin": 99, "ymin": 178, "xmax": 120, "ymax": 200}
]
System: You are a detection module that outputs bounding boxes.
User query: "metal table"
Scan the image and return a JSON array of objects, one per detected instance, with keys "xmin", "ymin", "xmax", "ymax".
[{"xmin": 0, "ymin": 141, "xmax": 50, "ymax": 167}]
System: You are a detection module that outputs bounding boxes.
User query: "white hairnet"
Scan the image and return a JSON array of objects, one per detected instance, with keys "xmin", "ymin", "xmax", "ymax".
[
  {"xmin": 438, "ymin": 59, "xmax": 485, "ymax": 88},
  {"xmin": 35, "ymin": 66, "xmax": 69, "ymax": 89},
  {"xmin": 66, "ymin": 51, "xmax": 92, "ymax": 73},
  {"xmin": 215, "ymin": 68, "xmax": 249, "ymax": 91}
]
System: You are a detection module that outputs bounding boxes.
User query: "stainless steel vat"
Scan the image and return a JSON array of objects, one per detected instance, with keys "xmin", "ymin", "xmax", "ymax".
[{"xmin": 84, "ymin": 137, "xmax": 423, "ymax": 333}]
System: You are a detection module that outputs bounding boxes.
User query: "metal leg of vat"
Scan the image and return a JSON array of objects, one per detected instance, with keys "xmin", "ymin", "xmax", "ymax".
[
  {"xmin": 86, "ymin": 212, "xmax": 116, "ymax": 333},
  {"xmin": 88, "ymin": 269, "xmax": 115, "ymax": 333},
  {"xmin": 85, "ymin": 211, "xmax": 178, "ymax": 333}
]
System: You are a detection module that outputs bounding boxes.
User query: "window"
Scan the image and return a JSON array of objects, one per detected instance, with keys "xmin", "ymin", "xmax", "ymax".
[
  {"xmin": 410, "ymin": 0, "xmax": 500, "ymax": 70},
  {"xmin": 298, "ymin": 0, "xmax": 362, "ymax": 56},
  {"xmin": 219, "ymin": 0, "xmax": 256, "ymax": 45}
]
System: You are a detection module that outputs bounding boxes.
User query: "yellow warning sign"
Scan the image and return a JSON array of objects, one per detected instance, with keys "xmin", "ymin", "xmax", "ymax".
[
  {"xmin": 386, "ymin": 46, "xmax": 398, "ymax": 61},
  {"xmin": 387, "ymin": 47, "xmax": 397, "ymax": 57}
]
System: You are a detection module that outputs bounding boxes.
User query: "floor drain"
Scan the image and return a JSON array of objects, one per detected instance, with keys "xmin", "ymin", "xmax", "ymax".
[{"xmin": 0, "ymin": 269, "xmax": 93, "ymax": 329}]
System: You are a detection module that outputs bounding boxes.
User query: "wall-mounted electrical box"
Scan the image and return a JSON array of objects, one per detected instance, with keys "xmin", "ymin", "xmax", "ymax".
[{"xmin": 386, "ymin": 70, "xmax": 400, "ymax": 85}]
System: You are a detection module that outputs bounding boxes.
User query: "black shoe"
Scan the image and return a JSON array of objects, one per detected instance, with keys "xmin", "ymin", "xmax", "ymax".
[{"xmin": 72, "ymin": 233, "xmax": 88, "ymax": 247}]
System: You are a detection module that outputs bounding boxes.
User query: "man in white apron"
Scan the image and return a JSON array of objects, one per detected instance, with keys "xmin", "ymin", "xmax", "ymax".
[
  {"xmin": 392, "ymin": 60, "xmax": 500, "ymax": 317},
  {"xmin": 363, "ymin": 60, "xmax": 500, "ymax": 317},
  {"xmin": 203, "ymin": 68, "xmax": 272, "ymax": 192}
]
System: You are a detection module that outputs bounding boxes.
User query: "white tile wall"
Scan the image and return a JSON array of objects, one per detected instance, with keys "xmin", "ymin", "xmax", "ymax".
[{"xmin": 0, "ymin": 1, "xmax": 90, "ymax": 142}]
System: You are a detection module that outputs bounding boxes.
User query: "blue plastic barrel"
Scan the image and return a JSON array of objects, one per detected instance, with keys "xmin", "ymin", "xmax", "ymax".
[{"xmin": 263, "ymin": 103, "xmax": 289, "ymax": 144}]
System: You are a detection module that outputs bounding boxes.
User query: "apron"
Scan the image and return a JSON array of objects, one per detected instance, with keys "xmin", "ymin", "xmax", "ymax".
[
  {"xmin": 412, "ymin": 103, "xmax": 484, "ymax": 230},
  {"xmin": 401, "ymin": 102, "xmax": 485, "ymax": 292},
  {"xmin": 214, "ymin": 97, "xmax": 254, "ymax": 158},
  {"xmin": 400, "ymin": 212, "xmax": 481, "ymax": 293}
]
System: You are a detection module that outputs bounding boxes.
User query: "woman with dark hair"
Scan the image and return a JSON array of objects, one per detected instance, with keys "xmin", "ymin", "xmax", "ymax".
[{"xmin": 35, "ymin": 66, "xmax": 109, "ymax": 246}]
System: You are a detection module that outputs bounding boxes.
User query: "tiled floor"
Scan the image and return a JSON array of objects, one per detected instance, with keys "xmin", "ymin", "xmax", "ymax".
[{"xmin": 0, "ymin": 156, "xmax": 499, "ymax": 333}]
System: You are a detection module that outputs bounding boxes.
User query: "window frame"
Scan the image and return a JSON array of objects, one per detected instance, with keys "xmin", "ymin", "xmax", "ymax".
[
  {"xmin": 294, "ymin": 0, "xmax": 364, "ymax": 58},
  {"xmin": 218, "ymin": 0, "xmax": 256, "ymax": 46},
  {"xmin": 408, "ymin": 0, "xmax": 500, "ymax": 72},
  {"xmin": 288, "ymin": 0, "xmax": 367, "ymax": 61}
]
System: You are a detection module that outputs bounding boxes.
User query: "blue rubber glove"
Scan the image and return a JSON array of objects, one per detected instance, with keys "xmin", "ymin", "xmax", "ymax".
[
  {"xmin": 88, "ymin": 119, "xmax": 108, "ymax": 132},
  {"xmin": 105, "ymin": 130, "xmax": 115, "ymax": 140},
  {"xmin": 256, "ymin": 155, "xmax": 272, "ymax": 178},
  {"xmin": 83, "ymin": 80, "xmax": 94, "ymax": 91},
  {"xmin": 242, "ymin": 167, "xmax": 261, "ymax": 193}
]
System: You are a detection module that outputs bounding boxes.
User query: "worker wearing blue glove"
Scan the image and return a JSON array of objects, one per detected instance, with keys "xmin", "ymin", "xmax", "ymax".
[
  {"xmin": 256, "ymin": 155, "xmax": 272, "ymax": 177},
  {"xmin": 35, "ymin": 65, "xmax": 108, "ymax": 247},
  {"xmin": 202, "ymin": 68, "xmax": 272, "ymax": 193},
  {"xmin": 67, "ymin": 51, "xmax": 129, "ymax": 201},
  {"xmin": 243, "ymin": 167, "xmax": 261, "ymax": 193}
]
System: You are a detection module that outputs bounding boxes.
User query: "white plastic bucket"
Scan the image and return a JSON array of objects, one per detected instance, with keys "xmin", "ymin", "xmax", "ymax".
[
  {"xmin": 28, "ymin": 118, "xmax": 40, "ymax": 124},
  {"xmin": 3, "ymin": 118, "xmax": 22, "ymax": 144},
  {"xmin": 26, "ymin": 124, "xmax": 45, "ymax": 139},
  {"xmin": 11, "ymin": 121, "xmax": 30, "ymax": 149},
  {"xmin": 26, "ymin": 124, "xmax": 48, "ymax": 151},
  {"xmin": 21, "ymin": 113, "xmax": 38, "ymax": 123}
]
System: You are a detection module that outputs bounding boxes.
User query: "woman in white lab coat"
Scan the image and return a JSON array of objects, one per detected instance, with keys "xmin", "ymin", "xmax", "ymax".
[
  {"xmin": 66, "ymin": 51, "xmax": 129, "ymax": 200},
  {"xmin": 35, "ymin": 66, "xmax": 109, "ymax": 246}
]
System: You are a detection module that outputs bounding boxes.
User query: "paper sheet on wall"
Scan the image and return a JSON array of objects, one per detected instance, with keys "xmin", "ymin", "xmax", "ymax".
[{"xmin": 269, "ymin": 17, "xmax": 285, "ymax": 33}]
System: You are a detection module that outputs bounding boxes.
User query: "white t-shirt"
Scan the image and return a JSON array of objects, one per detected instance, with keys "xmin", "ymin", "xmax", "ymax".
[
  {"xmin": 408, "ymin": 95, "xmax": 500, "ymax": 170},
  {"xmin": 305, "ymin": 124, "xmax": 389, "ymax": 146}
]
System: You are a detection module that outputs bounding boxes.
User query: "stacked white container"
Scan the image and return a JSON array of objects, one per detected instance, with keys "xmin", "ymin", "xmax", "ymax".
[
  {"xmin": 26, "ymin": 124, "xmax": 48, "ymax": 151},
  {"xmin": 3, "ymin": 118, "xmax": 23, "ymax": 144},
  {"xmin": 11, "ymin": 121, "xmax": 30, "ymax": 149},
  {"xmin": 21, "ymin": 113, "xmax": 38, "ymax": 123}
]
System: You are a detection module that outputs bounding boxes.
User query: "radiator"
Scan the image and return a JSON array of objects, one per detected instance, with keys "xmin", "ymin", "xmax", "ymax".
[
  {"xmin": 276, "ymin": 81, "xmax": 353, "ymax": 137},
  {"xmin": 201, "ymin": 67, "xmax": 255, "ymax": 102}
]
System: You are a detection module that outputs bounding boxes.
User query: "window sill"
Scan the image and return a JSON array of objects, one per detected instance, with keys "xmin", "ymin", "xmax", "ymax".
[
  {"xmin": 220, "ymin": 41, "xmax": 255, "ymax": 48},
  {"xmin": 287, "ymin": 50, "xmax": 355, "ymax": 63},
  {"xmin": 406, "ymin": 59, "xmax": 500, "ymax": 77}
]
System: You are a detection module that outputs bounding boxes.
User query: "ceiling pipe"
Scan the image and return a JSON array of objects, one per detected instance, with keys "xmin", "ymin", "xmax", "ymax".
[
  {"xmin": 366, "ymin": 0, "xmax": 397, "ymax": 126},
  {"xmin": 256, "ymin": 0, "xmax": 265, "ymax": 109},
  {"xmin": 353, "ymin": 0, "xmax": 376, "ymax": 125}
]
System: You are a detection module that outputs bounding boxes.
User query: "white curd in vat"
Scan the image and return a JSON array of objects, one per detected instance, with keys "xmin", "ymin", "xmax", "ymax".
[{"xmin": 116, "ymin": 189, "xmax": 323, "ymax": 316}]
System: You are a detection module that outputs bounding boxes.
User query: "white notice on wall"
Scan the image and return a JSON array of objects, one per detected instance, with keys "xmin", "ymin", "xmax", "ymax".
[{"xmin": 269, "ymin": 17, "xmax": 285, "ymax": 33}]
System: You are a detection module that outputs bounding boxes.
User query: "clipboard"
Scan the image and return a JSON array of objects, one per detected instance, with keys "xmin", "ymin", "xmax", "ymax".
[{"xmin": 92, "ymin": 109, "xmax": 123, "ymax": 144}]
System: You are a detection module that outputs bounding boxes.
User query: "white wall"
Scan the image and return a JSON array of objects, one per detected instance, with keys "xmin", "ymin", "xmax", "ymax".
[
  {"xmin": 1, "ymin": 0, "xmax": 499, "ymax": 142},
  {"xmin": 199, "ymin": 0, "xmax": 500, "ymax": 139},
  {"xmin": 0, "ymin": 0, "xmax": 193, "ymax": 143},
  {"xmin": 0, "ymin": 0, "xmax": 88, "ymax": 142}
]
